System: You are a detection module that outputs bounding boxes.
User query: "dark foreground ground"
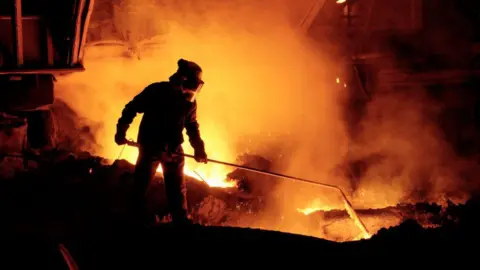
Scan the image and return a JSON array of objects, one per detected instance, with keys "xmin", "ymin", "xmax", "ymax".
[
  {"xmin": 0, "ymin": 152, "xmax": 479, "ymax": 268},
  {"xmin": 2, "ymin": 214, "xmax": 480, "ymax": 269}
]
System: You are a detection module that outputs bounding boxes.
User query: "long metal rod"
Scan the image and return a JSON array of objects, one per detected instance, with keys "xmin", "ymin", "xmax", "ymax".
[
  {"xmin": 190, "ymin": 153, "xmax": 341, "ymax": 189},
  {"xmin": 125, "ymin": 141, "xmax": 371, "ymax": 238}
]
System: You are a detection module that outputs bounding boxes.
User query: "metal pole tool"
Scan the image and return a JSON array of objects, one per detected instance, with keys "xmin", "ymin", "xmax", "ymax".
[{"xmin": 124, "ymin": 140, "xmax": 371, "ymax": 239}]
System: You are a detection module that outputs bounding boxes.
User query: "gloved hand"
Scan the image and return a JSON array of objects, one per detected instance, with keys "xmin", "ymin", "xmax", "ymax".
[
  {"xmin": 115, "ymin": 133, "xmax": 127, "ymax": 145},
  {"xmin": 194, "ymin": 148, "xmax": 208, "ymax": 164},
  {"xmin": 115, "ymin": 123, "xmax": 129, "ymax": 145}
]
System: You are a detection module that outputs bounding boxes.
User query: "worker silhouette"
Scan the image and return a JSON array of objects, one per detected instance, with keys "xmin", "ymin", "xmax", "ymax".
[{"xmin": 115, "ymin": 59, "xmax": 208, "ymax": 227}]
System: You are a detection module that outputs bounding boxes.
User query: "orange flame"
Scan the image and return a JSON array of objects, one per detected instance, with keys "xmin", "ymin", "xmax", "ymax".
[{"xmin": 118, "ymin": 146, "xmax": 236, "ymax": 188}]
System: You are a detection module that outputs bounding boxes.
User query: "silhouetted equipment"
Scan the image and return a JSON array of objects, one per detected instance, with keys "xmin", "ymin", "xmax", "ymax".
[
  {"xmin": 0, "ymin": 0, "xmax": 94, "ymax": 73},
  {"xmin": 0, "ymin": 0, "xmax": 95, "ymax": 150}
]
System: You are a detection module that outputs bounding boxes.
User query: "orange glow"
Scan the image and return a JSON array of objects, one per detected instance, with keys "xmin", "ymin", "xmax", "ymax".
[
  {"xmin": 296, "ymin": 197, "xmax": 339, "ymax": 214},
  {"xmin": 52, "ymin": 0, "xmax": 470, "ymax": 242},
  {"xmin": 297, "ymin": 207, "xmax": 330, "ymax": 215},
  {"xmin": 118, "ymin": 139, "xmax": 236, "ymax": 188},
  {"xmin": 336, "ymin": 0, "xmax": 347, "ymax": 3},
  {"xmin": 297, "ymin": 198, "xmax": 371, "ymax": 240}
]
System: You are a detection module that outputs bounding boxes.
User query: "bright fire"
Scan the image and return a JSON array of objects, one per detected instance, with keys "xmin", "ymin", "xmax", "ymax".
[
  {"xmin": 119, "ymin": 146, "xmax": 237, "ymax": 188},
  {"xmin": 53, "ymin": 1, "xmax": 354, "ymax": 201},
  {"xmin": 297, "ymin": 197, "xmax": 338, "ymax": 214},
  {"xmin": 117, "ymin": 127, "xmax": 237, "ymax": 188},
  {"xmin": 298, "ymin": 207, "xmax": 325, "ymax": 215}
]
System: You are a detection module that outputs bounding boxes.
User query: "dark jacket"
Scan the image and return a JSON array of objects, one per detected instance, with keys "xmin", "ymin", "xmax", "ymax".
[{"xmin": 117, "ymin": 81, "xmax": 205, "ymax": 153}]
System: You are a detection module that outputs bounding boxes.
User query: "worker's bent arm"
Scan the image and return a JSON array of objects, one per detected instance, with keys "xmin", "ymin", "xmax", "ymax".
[
  {"xmin": 185, "ymin": 102, "xmax": 205, "ymax": 152},
  {"xmin": 117, "ymin": 85, "xmax": 154, "ymax": 128}
]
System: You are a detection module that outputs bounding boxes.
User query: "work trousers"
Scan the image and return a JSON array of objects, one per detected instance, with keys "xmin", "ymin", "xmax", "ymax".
[{"xmin": 132, "ymin": 145, "xmax": 189, "ymax": 225}]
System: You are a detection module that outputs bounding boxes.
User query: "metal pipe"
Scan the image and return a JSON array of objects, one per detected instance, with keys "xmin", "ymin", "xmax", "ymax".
[
  {"xmin": 46, "ymin": 28, "xmax": 54, "ymax": 66},
  {"xmin": 125, "ymin": 140, "xmax": 371, "ymax": 238},
  {"xmin": 71, "ymin": 0, "xmax": 86, "ymax": 65},
  {"xmin": 12, "ymin": 0, "xmax": 24, "ymax": 66},
  {"xmin": 77, "ymin": 0, "xmax": 95, "ymax": 63},
  {"xmin": 59, "ymin": 244, "xmax": 79, "ymax": 270}
]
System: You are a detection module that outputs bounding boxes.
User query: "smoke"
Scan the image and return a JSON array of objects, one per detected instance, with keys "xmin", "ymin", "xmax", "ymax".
[
  {"xmin": 53, "ymin": 0, "xmax": 349, "ymax": 230},
  {"xmin": 349, "ymin": 88, "xmax": 472, "ymax": 209},
  {"xmin": 52, "ymin": 0, "xmax": 476, "ymax": 238}
]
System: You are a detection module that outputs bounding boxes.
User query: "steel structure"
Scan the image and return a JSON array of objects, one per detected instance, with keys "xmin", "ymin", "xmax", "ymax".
[{"xmin": 0, "ymin": 0, "xmax": 95, "ymax": 150}]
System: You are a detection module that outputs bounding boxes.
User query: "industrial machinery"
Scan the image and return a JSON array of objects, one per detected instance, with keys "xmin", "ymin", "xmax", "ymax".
[{"xmin": 0, "ymin": 0, "xmax": 94, "ymax": 151}]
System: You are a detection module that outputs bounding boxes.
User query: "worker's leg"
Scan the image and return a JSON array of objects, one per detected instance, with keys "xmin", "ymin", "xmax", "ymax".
[
  {"xmin": 132, "ymin": 147, "xmax": 160, "ymax": 225},
  {"xmin": 161, "ymin": 146, "xmax": 189, "ymax": 225}
]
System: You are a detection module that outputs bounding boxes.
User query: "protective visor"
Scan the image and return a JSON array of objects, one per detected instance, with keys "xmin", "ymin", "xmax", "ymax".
[
  {"xmin": 184, "ymin": 77, "xmax": 204, "ymax": 92},
  {"xmin": 182, "ymin": 79, "xmax": 204, "ymax": 102}
]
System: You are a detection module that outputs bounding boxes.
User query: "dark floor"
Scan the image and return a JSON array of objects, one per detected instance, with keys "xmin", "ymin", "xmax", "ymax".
[
  {"xmin": 0, "ymin": 154, "xmax": 479, "ymax": 268},
  {"xmin": 1, "ymin": 218, "xmax": 478, "ymax": 269}
]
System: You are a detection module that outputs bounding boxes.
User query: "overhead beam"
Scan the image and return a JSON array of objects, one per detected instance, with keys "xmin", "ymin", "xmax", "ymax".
[{"xmin": 0, "ymin": 66, "xmax": 85, "ymax": 75}]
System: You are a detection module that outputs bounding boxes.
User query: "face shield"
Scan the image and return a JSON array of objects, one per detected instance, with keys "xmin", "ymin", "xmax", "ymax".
[{"xmin": 181, "ymin": 72, "xmax": 204, "ymax": 102}]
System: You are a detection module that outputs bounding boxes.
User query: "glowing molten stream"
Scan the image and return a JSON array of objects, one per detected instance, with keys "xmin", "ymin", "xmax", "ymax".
[
  {"xmin": 297, "ymin": 207, "xmax": 324, "ymax": 215},
  {"xmin": 297, "ymin": 201, "xmax": 336, "ymax": 215}
]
